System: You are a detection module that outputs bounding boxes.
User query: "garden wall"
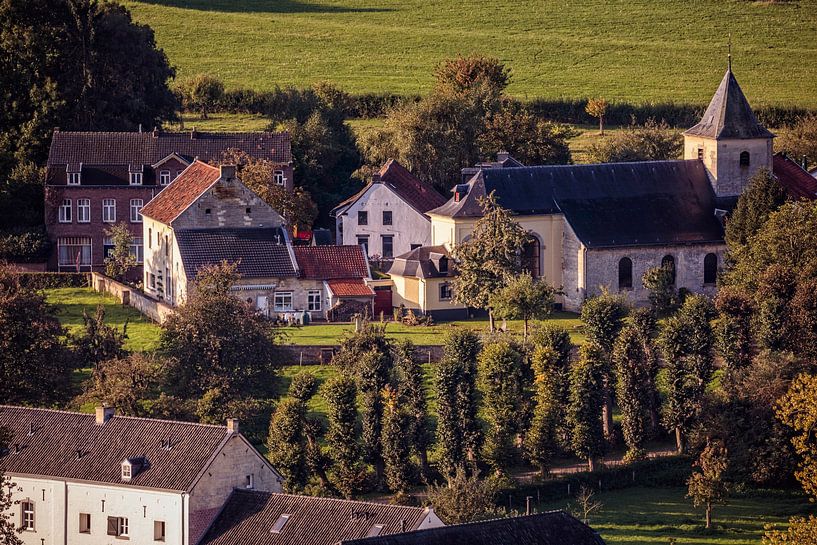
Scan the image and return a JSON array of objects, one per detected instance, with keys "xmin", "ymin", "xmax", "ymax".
[{"xmin": 91, "ymin": 272, "xmax": 174, "ymax": 324}]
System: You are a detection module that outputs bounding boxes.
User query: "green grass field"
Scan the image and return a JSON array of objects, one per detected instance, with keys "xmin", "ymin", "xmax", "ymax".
[{"xmin": 123, "ymin": 0, "xmax": 817, "ymax": 107}]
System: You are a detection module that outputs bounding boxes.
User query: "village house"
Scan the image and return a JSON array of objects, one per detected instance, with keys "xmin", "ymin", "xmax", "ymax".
[
  {"xmin": 44, "ymin": 129, "xmax": 293, "ymax": 276},
  {"xmin": 332, "ymin": 159, "xmax": 446, "ymax": 260},
  {"xmin": 389, "ymin": 66, "xmax": 817, "ymax": 315},
  {"xmin": 0, "ymin": 405, "xmax": 283, "ymax": 545},
  {"xmin": 140, "ymin": 161, "xmax": 371, "ymax": 319}
]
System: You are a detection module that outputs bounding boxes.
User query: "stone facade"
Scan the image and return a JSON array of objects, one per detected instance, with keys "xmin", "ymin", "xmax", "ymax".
[{"xmin": 684, "ymin": 135, "xmax": 773, "ymax": 197}]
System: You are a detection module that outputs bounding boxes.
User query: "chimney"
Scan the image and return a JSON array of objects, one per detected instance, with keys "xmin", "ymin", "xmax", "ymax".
[
  {"xmin": 138, "ymin": 124, "xmax": 143, "ymax": 133},
  {"xmin": 227, "ymin": 418, "xmax": 239, "ymax": 434},
  {"xmin": 152, "ymin": 126, "xmax": 160, "ymax": 138},
  {"xmin": 371, "ymin": 172, "xmax": 382, "ymax": 183},
  {"xmin": 803, "ymin": 155, "xmax": 809, "ymax": 170},
  {"xmin": 190, "ymin": 127, "xmax": 197, "ymax": 140},
  {"xmin": 400, "ymin": 519, "xmax": 406, "ymax": 532},
  {"xmin": 95, "ymin": 406, "xmax": 115, "ymax": 425},
  {"xmin": 220, "ymin": 164, "xmax": 236, "ymax": 181},
  {"xmin": 526, "ymin": 496, "xmax": 532, "ymax": 516},
  {"xmin": 497, "ymin": 150, "xmax": 510, "ymax": 162}
]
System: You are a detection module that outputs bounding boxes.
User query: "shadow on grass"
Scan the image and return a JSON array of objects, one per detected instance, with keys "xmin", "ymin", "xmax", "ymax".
[{"xmin": 136, "ymin": 0, "xmax": 392, "ymax": 14}]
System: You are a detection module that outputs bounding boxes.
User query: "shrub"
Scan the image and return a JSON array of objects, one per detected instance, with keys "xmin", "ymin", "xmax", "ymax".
[{"xmin": 14, "ymin": 272, "xmax": 89, "ymax": 289}]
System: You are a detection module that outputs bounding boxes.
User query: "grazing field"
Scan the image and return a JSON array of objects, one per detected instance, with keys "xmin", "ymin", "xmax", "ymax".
[{"xmin": 123, "ymin": 0, "xmax": 817, "ymax": 107}]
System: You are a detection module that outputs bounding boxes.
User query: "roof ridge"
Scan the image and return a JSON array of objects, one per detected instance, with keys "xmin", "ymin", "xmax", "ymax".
[
  {"xmin": 486, "ymin": 159, "xmax": 695, "ymax": 172},
  {"xmin": 258, "ymin": 490, "xmax": 426, "ymax": 511},
  {"xmin": 0, "ymin": 404, "xmax": 228, "ymax": 430},
  {"xmin": 54, "ymin": 130, "xmax": 287, "ymax": 137}
]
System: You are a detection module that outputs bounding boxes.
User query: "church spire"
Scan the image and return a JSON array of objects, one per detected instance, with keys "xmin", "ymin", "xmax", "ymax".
[{"xmin": 727, "ymin": 34, "xmax": 732, "ymax": 72}]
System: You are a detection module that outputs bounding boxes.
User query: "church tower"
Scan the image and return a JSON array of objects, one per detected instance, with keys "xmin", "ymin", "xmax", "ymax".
[{"xmin": 683, "ymin": 64, "xmax": 774, "ymax": 198}]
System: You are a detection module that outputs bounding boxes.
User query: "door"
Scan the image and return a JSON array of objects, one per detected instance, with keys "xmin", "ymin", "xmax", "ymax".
[{"xmin": 256, "ymin": 295, "xmax": 269, "ymax": 316}]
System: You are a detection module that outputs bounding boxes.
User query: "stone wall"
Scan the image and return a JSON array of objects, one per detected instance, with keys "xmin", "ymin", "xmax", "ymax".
[{"xmin": 91, "ymin": 272, "xmax": 175, "ymax": 324}]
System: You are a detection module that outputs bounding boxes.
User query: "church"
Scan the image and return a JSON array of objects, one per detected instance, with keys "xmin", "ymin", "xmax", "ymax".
[{"xmin": 387, "ymin": 66, "xmax": 817, "ymax": 315}]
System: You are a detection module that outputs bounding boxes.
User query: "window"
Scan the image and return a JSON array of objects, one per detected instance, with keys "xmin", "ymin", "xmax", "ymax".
[
  {"xmin": 130, "ymin": 237, "xmax": 144, "ymax": 264},
  {"xmin": 439, "ymin": 283, "xmax": 452, "ymax": 301},
  {"xmin": 148, "ymin": 228, "xmax": 152, "ymax": 249},
  {"xmin": 67, "ymin": 172, "xmax": 81, "ymax": 185},
  {"xmin": 153, "ymin": 520, "xmax": 166, "ymax": 542},
  {"xmin": 129, "ymin": 172, "xmax": 143, "ymax": 185},
  {"xmin": 246, "ymin": 207, "xmax": 251, "ymax": 215},
  {"xmin": 149, "ymin": 274, "xmax": 156, "ymax": 289},
  {"xmin": 103, "ymin": 199, "xmax": 116, "ymax": 223},
  {"xmin": 79, "ymin": 513, "xmax": 91, "ymax": 534},
  {"xmin": 357, "ymin": 235, "xmax": 369, "ymax": 253},
  {"xmin": 121, "ymin": 461, "xmax": 132, "ymax": 480},
  {"xmin": 245, "ymin": 474, "xmax": 254, "ymax": 489},
  {"xmin": 618, "ymin": 257, "xmax": 633, "ymax": 290},
  {"xmin": 205, "ymin": 208, "xmax": 211, "ymax": 216},
  {"xmin": 159, "ymin": 170, "xmax": 171, "ymax": 185},
  {"xmin": 21, "ymin": 501, "xmax": 34, "ymax": 531},
  {"xmin": 697, "ymin": 148, "xmax": 704, "ymax": 161},
  {"xmin": 164, "ymin": 235, "xmax": 170, "ymax": 258},
  {"xmin": 382, "ymin": 210, "xmax": 392, "ymax": 225},
  {"xmin": 739, "ymin": 151, "xmax": 750, "ymax": 167},
  {"xmin": 274, "ymin": 292, "xmax": 293, "ymax": 312},
  {"xmin": 59, "ymin": 199, "xmax": 72, "ymax": 223},
  {"xmin": 270, "ymin": 514, "xmax": 290, "ymax": 534},
  {"xmin": 130, "ymin": 199, "xmax": 143, "ymax": 223},
  {"xmin": 176, "ymin": 170, "xmax": 184, "ymax": 180},
  {"xmin": 273, "ymin": 170, "xmax": 285, "ymax": 186},
  {"xmin": 704, "ymin": 253, "xmax": 718, "ymax": 285},
  {"xmin": 381, "ymin": 235, "xmax": 394, "ymax": 258},
  {"xmin": 357, "ymin": 211, "xmax": 368, "ymax": 225},
  {"xmin": 58, "ymin": 237, "xmax": 91, "ymax": 267},
  {"xmin": 307, "ymin": 290, "xmax": 322, "ymax": 312},
  {"xmin": 522, "ymin": 238, "xmax": 541, "ymax": 278},
  {"xmin": 77, "ymin": 199, "xmax": 91, "ymax": 223},
  {"xmin": 438, "ymin": 256, "xmax": 449, "ymax": 274},
  {"xmin": 103, "ymin": 237, "xmax": 115, "ymax": 258},
  {"xmin": 661, "ymin": 255, "xmax": 676, "ymax": 284},
  {"xmin": 107, "ymin": 516, "xmax": 128, "ymax": 537}
]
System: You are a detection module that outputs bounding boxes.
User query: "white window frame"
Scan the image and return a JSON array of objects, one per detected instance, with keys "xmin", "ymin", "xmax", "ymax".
[
  {"xmin": 273, "ymin": 291, "xmax": 293, "ymax": 312},
  {"xmin": 102, "ymin": 199, "xmax": 116, "ymax": 223},
  {"xmin": 273, "ymin": 170, "xmax": 285, "ymax": 186},
  {"xmin": 118, "ymin": 517, "xmax": 129, "ymax": 537},
  {"xmin": 59, "ymin": 199, "xmax": 72, "ymax": 223},
  {"xmin": 129, "ymin": 172, "xmax": 143, "ymax": 185},
  {"xmin": 159, "ymin": 170, "xmax": 171, "ymax": 186},
  {"xmin": 307, "ymin": 290, "xmax": 322, "ymax": 312},
  {"xmin": 57, "ymin": 237, "xmax": 91, "ymax": 267},
  {"xmin": 21, "ymin": 501, "xmax": 34, "ymax": 531},
  {"xmin": 77, "ymin": 198, "xmax": 90, "ymax": 223},
  {"xmin": 130, "ymin": 199, "xmax": 143, "ymax": 223},
  {"xmin": 439, "ymin": 282, "xmax": 452, "ymax": 301},
  {"xmin": 67, "ymin": 172, "xmax": 81, "ymax": 185},
  {"xmin": 245, "ymin": 474, "xmax": 254, "ymax": 489},
  {"xmin": 130, "ymin": 237, "xmax": 144, "ymax": 264}
]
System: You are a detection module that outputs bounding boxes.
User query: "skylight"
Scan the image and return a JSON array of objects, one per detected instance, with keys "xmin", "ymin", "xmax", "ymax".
[
  {"xmin": 270, "ymin": 514, "xmax": 291, "ymax": 534},
  {"xmin": 366, "ymin": 524, "xmax": 385, "ymax": 538}
]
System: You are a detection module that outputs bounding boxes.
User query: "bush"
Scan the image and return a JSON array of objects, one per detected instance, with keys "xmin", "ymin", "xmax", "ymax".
[
  {"xmin": 15, "ymin": 272, "xmax": 89, "ymax": 289},
  {"xmin": 0, "ymin": 227, "xmax": 50, "ymax": 262}
]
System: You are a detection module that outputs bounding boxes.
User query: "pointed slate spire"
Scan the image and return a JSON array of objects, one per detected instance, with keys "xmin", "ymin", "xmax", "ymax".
[{"xmin": 684, "ymin": 69, "xmax": 774, "ymax": 139}]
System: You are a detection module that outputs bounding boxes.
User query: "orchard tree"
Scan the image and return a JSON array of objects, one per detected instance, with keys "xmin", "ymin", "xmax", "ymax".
[
  {"xmin": 426, "ymin": 467, "xmax": 503, "ymax": 524},
  {"xmin": 612, "ymin": 324, "xmax": 652, "ymax": 461},
  {"xmin": 323, "ymin": 375, "xmax": 364, "ymax": 499},
  {"xmin": 586, "ymin": 119, "xmax": 682, "ymax": 163},
  {"xmin": 84, "ymin": 353, "xmax": 164, "ymax": 417},
  {"xmin": 434, "ymin": 53, "xmax": 510, "ymax": 110},
  {"xmin": 687, "ymin": 440, "xmax": 729, "ymax": 529},
  {"xmin": 381, "ymin": 386, "xmax": 412, "ymax": 495},
  {"xmin": 525, "ymin": 346, "xmax": 562, "ymax": 477},
  {"xmin": 452, "ymin": 194, "xmax": 530, "ymax": 331},
  {"xmin": 175, "ymin": 74, "xmax": 224, "ymax": 119},
  {"xmin": 568, "ymin": 343, "xmax": 607, "ymax": 472},
  {"xmin": 73, "ymin": 305, "xmax": 127, "ymax": 370},
  {"xmin": 585, "ymin": 97, "xmax": 608, "ymax": 135},
  {"xmin": 393, "ymin": 340, "xmax": 431, "ymax": 477},
  {"xmin": 490, "ymin": 272, "xmax": 558, "ymax": 341},
  {"xmin": 103, "ymin": 223, "xmax": 137, "ymax": 281},
  {"xmin": 266, "ymin": 398, "xmax": 308, "ymax": 493}
]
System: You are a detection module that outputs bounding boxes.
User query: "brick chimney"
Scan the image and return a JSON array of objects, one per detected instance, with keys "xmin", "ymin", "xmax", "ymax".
[
  {"xmin": 95, "ymin": 406, "xmax": 115, "ymax": 425},
  {"xmin": 371, "ymin": 172, "xmax": 382, "ymax": 183},
  {"xmin": 220, "ymin": 164, "xmax": 236, "ymax": 181},
  {"xmin": 227, "ymin": 418, "xmax": 239, "ymax": 434}
]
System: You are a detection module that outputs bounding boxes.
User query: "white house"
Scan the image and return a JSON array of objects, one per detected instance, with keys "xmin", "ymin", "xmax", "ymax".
[
  {"xmin": 0, "ymin": 405, "xmax": 282, "ymax": 545},
  {"xmin": 332, "ymin": 160, "xmax": 446, "ymax": 259}
]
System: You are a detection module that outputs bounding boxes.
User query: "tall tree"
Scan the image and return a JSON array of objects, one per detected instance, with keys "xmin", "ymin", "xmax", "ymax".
[
  {"xmin": 73, "ymin": 305, "xmax": 127, "ymax": 370},
  {"xmin": 393, "ymin": 340, "xmax": 431, "ymax": 478},
  {"xmin": 725, "ymin": 167, "xmax": 787, "ymax": 254},
  {"xmin": 452, "ymin": 194, "xmax": 530, "ymax": 331},
  {"xmin": 426, "ymin": 467, "xmax": 503, "ymax": 524},
  {"xmin": 525, "ymin": 346, "xmax": 562, "ymax": 477},
  {"xmin": 686, "ymin": 440, "xmax": 729, "ymax": 529},
  {"xmin": 103, "ymin": 223, "xmax": 137, "ymax": 281},
  {"xmin": 381, "ymin": 385, "xmax": 412, "ymax": 496},
  {"xmin": 630, "ymin": 308, "xmax": 661, "ymax": 433},
  {"xmin": 714, "ymin": 286, "xmax": 754, "ymax": 371},
  {"xmin": 434, "ymin": 53, "xmax": 510, "ymax": 111},
  {"xmin": 585, "ymin": 98, "xmax": 608, "ymax": 135},
  {"xmin": 612, "ymin": 324, "xmax": 652, "ymax": 461},
  {"xmin": 490, "ymin": 272, "xmax": 558, "ymax": 341},
  {"xmin": 530, "ymin": 324, "xmax": 573, "ymax": 445},
  {"xmin": 357, "ymin": 350, "xmax": 391, "ymax": 489},
  {"xmin": 266, "ymin": 398, "xmax": 308, "ymax": 493},
  {"xmin": 323, "ymin": 375, "xmax": 364, "ymax": 499},
  {"xmin": 568, "ymin": 343, "xmax": 607, "ymax": 472},
  {"xmin": 83, "ymin": 353, "xmax": 164, "ymax": 417}
]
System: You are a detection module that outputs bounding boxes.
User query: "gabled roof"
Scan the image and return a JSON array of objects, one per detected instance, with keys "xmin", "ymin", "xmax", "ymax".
[
  {"xmin": 199, "ymin": 489, "xmax": 434, "ymax": 545},
  {"xmin": 773, "ymin": 153, "xmax": 817, "ymax": 200},
  {"xmin": 429, "ymin": 161, "xmax": 725, "ymax": 248},
  {"xmin": 684, "ymin": 69, "xmax": 774, "ymax": 140},
  {"xmin": 327, "ymin": 279, "xmax": 375, "ymax": 297},
  {"xmin": 333, "ymin": 160, "xmax": 445, "ymax": 216},
  {"xmin": 339, "ymin": 511, "xmax": 606, "ymax": 545},
  {"xmin": 175, "ymin": 228, "xmax": 297, "ymax": 280},
  {"xmin": 0, "ymin": 405, "xmax": 234, "ymax": 491},
  {"xmin": 387, "ymin": 245, "xmax": 452, "ymax": 279},
  {"xmin": 293, "ymin": 246, "xmax": 370, "ymax": 280},
  {"xmin": 48, "ymin": 130, "xmax": 291, "ymax": 166},
  {"xmin": 140, "ymin": 161, "xmax": 221, "ymax": 224}
]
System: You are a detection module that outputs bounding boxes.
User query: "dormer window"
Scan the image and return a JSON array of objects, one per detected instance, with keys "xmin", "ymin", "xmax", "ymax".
[
  {"xmin": 438, "ymin": 256, "xmax": 449, "ymax": 274},
  {"xmin": 740, "ymin": 151, "xmax": 750, "ymax": 167},
  {"xmin": 130, "ymin": 172, "xmax": 143, "ymax": 185},
  {"xmin": 159, "ymin": 170, "xmax": 171, "ymax": 185},
  {"xmin": 121, "ymin": 460, "xmax": 133, "ymax": 481},
  {"xmin": 67, "ymin": 172, "xmax": 81, "ymax": 185},
  {"xmin": 697, "ymin": 148, "xmax": 704, "ymax": 161},
  {"xmin": 454, "ymin": 184, "xmax": 469, "ymax": 202},
  {"xmin": 245, "ymin": 474, "xmax": 254, "ymax": 489},
  {"xmin": 274, "ymin": 170, "xmax": 286, "ymax": 186},
  {"xmin": 270, "ymin": 514, "xmax": 290, "ymax": 534}
]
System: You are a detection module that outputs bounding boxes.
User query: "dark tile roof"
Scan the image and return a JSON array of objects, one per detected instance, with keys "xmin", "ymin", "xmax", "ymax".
[
  {"xmin": 387, "ymin": 245, "xmax": 452, "ymax": 279},
  {"xmin": 48, "ymin": 130, "xmax": 291, "ymax": 166},
  {"xmin": 333, "ymin": 160, "xmax": 445, "ymax": 216},
  {"xmin": 684, "ymin": 69, "xmax": 774, "ymax": 140},
  {"xmin": 199, "ymin": 489, "xmax": 433, "ymax": 545},
  {"xmin": 339, "ymin": 511, "xmax": 606, "ymax": 545},
  {"xmin": 175, "ymin": 228, "xmax": 297, "ymax": 280},
  {"xmin": 773, "ymin": 153, "xmax": 817, "ymax": 200},
  {"xmin": 140, "ymin": 160, "xmax": 221, "ymax": 224},
  {"xmin": 293, "ymin": 246, "xmax": 370, "ymax": 280},
  {"xmin": 328, "ymin": 279, "xmax": 375, "ymax": 297},
  {"xmin": 429, "ymin": 160, "xmax": 725, "ymax": 248},
  {"xmin": 0, "ymin": 405, "xmax": 232, "ymax": 491}
]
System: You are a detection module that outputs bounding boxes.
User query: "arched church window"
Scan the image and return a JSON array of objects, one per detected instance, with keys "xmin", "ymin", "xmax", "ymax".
[
  {"xmin": 704, "ymin": 253, "xmax": 718, "ymax": 285},
  {"xmin": 618, "ymin": 257, "xmax": 633, "ymax": 290},
  {"xmin": 661, "ymin": 255, "xmax": 676, "ymax": 285},
  {"xmin": 521, "ymin": 238, "xmax": 541, "ymax": 278},
  {"xmin": 740, "ymin": 151, "xmax": 750, "ymax": 167}
]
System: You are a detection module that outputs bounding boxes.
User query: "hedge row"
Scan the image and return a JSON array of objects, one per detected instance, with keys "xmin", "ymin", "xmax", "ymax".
[{"xmin": 16, "ymin": 272, "xmax": 90, "ymax": 290}]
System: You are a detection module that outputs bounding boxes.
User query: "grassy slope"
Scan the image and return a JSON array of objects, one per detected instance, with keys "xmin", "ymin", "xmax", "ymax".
[{"xmin": 124, "ymin": 0, "xmax": 817, "ymax": 106}]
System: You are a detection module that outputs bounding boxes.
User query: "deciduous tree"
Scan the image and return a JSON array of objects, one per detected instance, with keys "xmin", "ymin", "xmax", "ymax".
[
  {"xmin": 613, "ymin": 324, "xmax": 652, "ymax": 461},
  {"xmin": 568, "ymin": 343, "xmax": 607, "ymax": 472},
  {"xmin": 714, "ymin": 286, "xmax": 754, "ymax": 370},
  {"xmin": 73, "ymin": 305, "xmax": 127, "ymax": 370},
  {"xmin": 426, "ymin": 467, "xmax": 503, "ymax": 524},
  {"xmin": 323, "ymin": 375, "xmax": 365, "ymax": 499},
  {"xmin": 0, "ymin": 425, "xmax": 22, "ymax": 545},
  {"xmin": 175, "ymin": 74, "xmax": 224, "ymax": 119},
  {"xmin": 687, "ymin": 440, "xmax": 729, "ymax": 529},
  {"xmin": 525, "ymin": 346, "xmax": 562, "ymax": 477},
  {"xmin": 776, "ymin": 113, "xmax": 817, "ymax": 171},
  {"xmin": 103, "ymin": 223, "xmax": 137, "ymax": 281},
  {"xmin": 585, "ymin": 98, "xmax": 608, "ymax": 135},
  {"xmin": 381, "ymin": 385, "xmax": 412, "ymax": 495},
  {"xmin": 393, "ymin": 340, "xmax": 431, "ymax": 478},
  {"xmin": 724, "ymin": 167, "xmax": 787, "ymax": 259},
  {"xmin": 586, "ymin": 118, "xmax": 682, "ymax": 162},
  {"xmin": 490, "ymin": 272, "xmax": 558, "ymax": 341},
  {"xmin": 266, "ymin": 398, "xmax": 308, "ymax": 493},
  {"xmin": 83, "ymin": 353, "xmax": 164, "ymax": 417}
]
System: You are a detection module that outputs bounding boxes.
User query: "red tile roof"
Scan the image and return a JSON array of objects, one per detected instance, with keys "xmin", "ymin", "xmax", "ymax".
[
  {"xmin": 293, "ymin": 245, "xmax": 370, "ymax": 280},
  {"xmin": 773, "ymin": 153, "xmax": 817, "ymax": 200},
  {"xmin": 140, "ymin": 161, "xmax": 221, "ymax": 224},
  {"xmin": 328, "ymin": 279, "xmax": 375, "ymax": 297},
  {"xmin": 0, "ymin": 405, "xmax": 234, "ymax": 491}
]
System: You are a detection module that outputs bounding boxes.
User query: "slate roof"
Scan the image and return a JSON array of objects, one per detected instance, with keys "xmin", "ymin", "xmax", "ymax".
[
  {"xmin": 0, "ymin": 405, "xmax": 232, "ymax": 491},
  {"xmin": 175, "ymin": 228, "xmax": 297, "ymax": 280},
  {"xmin": 684, "ymin": 69, "xmax": 774, "ymax": 140},
  {"xmin": 387, "ymin": 245, "xmax": 452, "ymax": 279},
  {"xmin": 199, "ymin": 489, "xmax": 433, "ymax": 545},
  {"xmin": 339, "ymin": 511, "xmax": 606, "ymax": 545},
  {"xmin": 140, "ymin": 161, "xmax": 222, "ymax": 224},
  {"xmin": 773, "ymin": 153, "xmax": 817, "ymax": 200},
  {"xmin": 429, "ymin": 160, "xmax": 725, "ymax": 248},
  {"xmin": 293, "ymin": 246, "xmax": 370, "ymax": 280},
  {"xmin": 333, "ymin": 160, "xmax": 446, "ymax": 216},
  {"xmin": 328, "ymin": 279, "xmax": 375, "ymax": 297}
]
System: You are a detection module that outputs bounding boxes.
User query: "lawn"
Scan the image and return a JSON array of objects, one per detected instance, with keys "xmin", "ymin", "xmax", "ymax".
[
  {"xmin": 122, "ymin": 0, "xmax": 817, "ymax": 107},
  {"xmin": 167, "ymin": 112, "xmax": 271, "ymax": 132},
  {"xmin": 540, "ymin": 486, "xmax": 814, "ymax": 545},
  {"xmin": 45, "ymin": 288, "xmax": 163, "ymax": 353}
]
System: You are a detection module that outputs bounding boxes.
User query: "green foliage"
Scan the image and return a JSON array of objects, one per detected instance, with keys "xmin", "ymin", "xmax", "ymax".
[
  {"xmin": 580, "ymin": 291, "xmax": 629, "ymax": 352},
  {"xmin": 724, "ymin": 167, "xmax": 788, "ymax": 262},
  {"xmin": 357, "ymin": 350, "xmax": 391, "ymax": 487},
  {"xmin": 789, "ymin": 278, "xmax": 817, "ymax": 361},
  {"xmin": 288, "ymin": 372, "xmax": 319, "ymax": 403},
  {"xmin": 763, "ymin": 515, "xmax": 817, "ymax": 545},
  {"xmin": 72, "ymin": 305, "xmax": 127, "ymax": 370},
  {"xmin": 478, "ymin": 338, "xmax": 528, "ymax": 471},
  {"xmin": 83, "ymin": 353, "xmax": 164, "ymax": 417},
  {"xmin": 266, "ymin": 398, "xmax": 309, "ymax": 493},
  {"xmin": 434, "ymin": 54, "xmax": 510, "ymax": 105},
  {"xmin": 754, "ymin": 265, "xmax": 796, "ymax": 352},
  {"xmin": 195, "ymin": 387, "xmax": 269, "ymax": 443},
  {"xmin": 612, "ymin": 324, "xmax": 653, "ymax": 461},
  {"xmin": 586, "ymin": 119, "xmax": 682, "ymax": 163},
  {"xmin": 322, "ymin": 375, "xmax": 364, "ymax": 498},
  {"xmin": 776, "ymin": 113, "xmax": 817, "ymax": 170},
  {"xmin": 686, "ymin": 440, "xmax": 729, "ymax": 529},
  {"xmin": 713, "ymin": 286, "xmax": 754, "ymax": 370},
  {"xmin": 490, "ymin": 272, "xmax": 558, "ymax": 340},
  {"xmin": 568, "ymin": 343, "xmax": 607, "ymax": 470},
  {"xmin": 381, "ymin": 385, "xmax": 412, "ymax": 494},
  {"xmin": 777, "ymin": 372, "xmax": 817, "ymax": 499},
  {"xmin": 642, "ymin": 265, "xmax": 678, "ymax": 315},
  {"xmin": 426, "ymin": 467, "xmax": 504, "ymax": 524},
  {"xmin": 175, "ymin": 74, "xmax": 225, "ymax": 118},
  {"xmin": 104, "ymin": 223, "xmax": 137, "ymax": 281},
  {"xmin": 16, "ymin": 273, "xmax": 88, "ymax": 290},
  {"xmin": 0, "ymin": 227, "xmax": 50, "ymax": 263},
  {"xmin": 585, "ymin": 97, "xmax": 608, "ymax": 134},
  {"xmin": 393, "ymin": 340, "xmax": 431, "ymax": 476},
  {"xmin": 525, "ymin": 346, "xmax": 563, "ymax": 476}
]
